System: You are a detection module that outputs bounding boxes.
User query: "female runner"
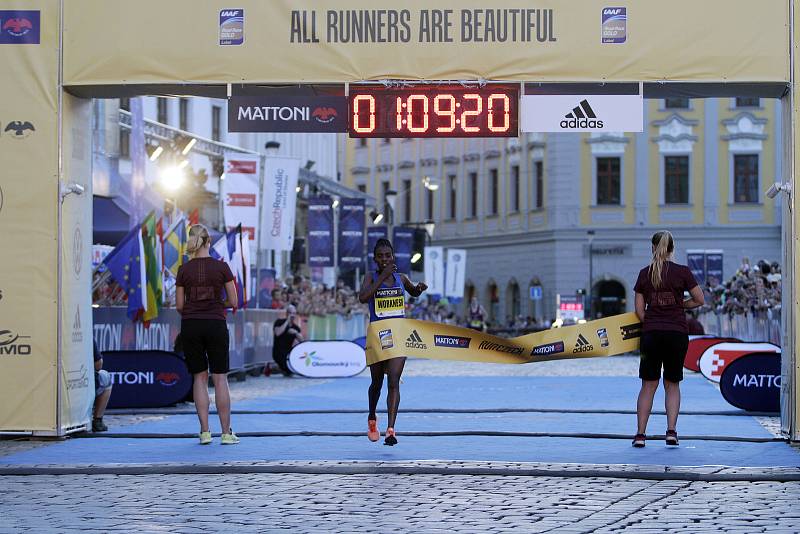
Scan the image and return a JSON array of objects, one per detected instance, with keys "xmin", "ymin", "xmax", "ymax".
[{"xmin": 358, "ymin": 238, "xmax": 427, "ymax": 446}]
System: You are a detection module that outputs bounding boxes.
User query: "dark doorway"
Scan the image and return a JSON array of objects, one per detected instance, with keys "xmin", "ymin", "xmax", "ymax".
[{"xmin": 593, "ymin": 280, "xmax": 626, "ymax": 318}]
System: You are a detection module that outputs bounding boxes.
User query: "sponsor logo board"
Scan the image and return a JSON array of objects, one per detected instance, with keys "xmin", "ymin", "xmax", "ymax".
[
  {"xmin": 219, "ymin": 9, "xmax": 244, "ymax": 45},
  {"xmin": 434, "ymin": 335, "xmax": 471, "ymax": 349},
  {"xmin": 478, "ymin": 340, "xmax": 524, "ymax": 356},
  {"xmin": 596, "ymin": 328, "xmax": 609, "ymax": 347},
  {"xmin": 0, "ymin": 10, "xmax": 40, "ymax": 44},
  {"xmin": 0, "ymin": 329, "xmax": 32, "ymax": 355},
  {"xmin": 698, "ymin": 342, "xmax": 781, "ymax": 383},
  {"xmin": 228, "ymin": 96, "xmax": 348, "ymax": 133},
  {"xmin": 719, "ymin": 352, "xmax": 781, "ymax": 412},
  {"xmin": 288, "ymin": 341, "xmax": 366, "ymax": 378},
  {"xmin": 601, "ymin": 7, "xmax": 627, "ymax": 44},
  {"xmin": 531, "ymin": 341, "xmax": 565, "ymax": 356},
  {"xmin": 406, "ymin": 330, "xmax": 427, "ymax": 350},
  {"xmin": 521, "ymin": 94, "xmax": 642, "ymax": 133},
  {"xmin": 379, "ymin": 329, "xmax": 393, "ymax": 349},
  {"xmin": 573, "ymin": 334, "xmax": 594, "ymax": 353}
]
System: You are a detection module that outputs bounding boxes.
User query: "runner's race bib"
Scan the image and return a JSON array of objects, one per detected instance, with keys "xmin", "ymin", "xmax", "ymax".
[{"xmin": 374, "ymin": 287, "xmax": 405, "ymax": 318}]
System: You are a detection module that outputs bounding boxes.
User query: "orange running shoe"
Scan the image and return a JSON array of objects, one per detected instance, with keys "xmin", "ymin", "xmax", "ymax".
[
  {"xmin": 367, "ymin": 418, "xmax": 379, "ymax": 442},
  {"xmin": 384, "ymin": 427, "xmax": 398, "ymax": 446}
]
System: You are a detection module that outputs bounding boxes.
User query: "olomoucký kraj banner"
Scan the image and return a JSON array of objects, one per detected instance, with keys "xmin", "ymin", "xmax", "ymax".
[{"xmin": 366, "ymin": 312, "xmax": 641, "ymax": 365}]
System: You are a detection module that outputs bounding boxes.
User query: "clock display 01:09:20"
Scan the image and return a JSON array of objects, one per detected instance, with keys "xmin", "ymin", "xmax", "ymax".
[{"xmin": 348, "ymin": 85, "xmax": 519, "ymax": 138}]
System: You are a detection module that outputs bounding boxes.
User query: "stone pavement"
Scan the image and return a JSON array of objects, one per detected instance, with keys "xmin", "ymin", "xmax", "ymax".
[{"xmin": 2, "ymin": 471, "xmax": 799, "ymax": 533}]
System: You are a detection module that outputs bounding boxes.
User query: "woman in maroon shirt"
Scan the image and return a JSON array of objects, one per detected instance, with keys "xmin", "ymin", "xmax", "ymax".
[
  {"xmin": 632, "ymin": 231, "xmax": 704, "ymax": 448},
  {"xmin": 176, "ymin": 224, "xmax": 239, "ymax": 445}
]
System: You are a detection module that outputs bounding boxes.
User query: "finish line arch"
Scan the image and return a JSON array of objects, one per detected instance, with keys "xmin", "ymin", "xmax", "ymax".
[{"xmin": 0, "ymin": 0, "xmax": 797, "ymax": 438}]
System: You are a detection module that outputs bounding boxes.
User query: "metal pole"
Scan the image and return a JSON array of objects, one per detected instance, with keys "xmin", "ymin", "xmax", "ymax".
[
  {"xmin": 256, "ymin": 154, "xmax": 266, "ymax": 306},
  {"xmin": 587, "ymin": 230, "xmax": 595, "ymax": 320}
]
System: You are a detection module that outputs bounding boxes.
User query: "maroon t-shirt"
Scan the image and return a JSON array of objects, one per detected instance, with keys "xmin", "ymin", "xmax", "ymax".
[
  {"xmin": 634, "ymin": 261, "xmax": 698, "ymax": 333},
  {"xmin": 176, "ymin": 257, "xmax": 235, "ymax": 320}
]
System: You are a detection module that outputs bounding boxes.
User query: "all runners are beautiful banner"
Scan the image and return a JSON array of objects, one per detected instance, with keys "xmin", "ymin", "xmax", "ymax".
[
  {"xmin": 63, "ymin": 0, "xmax": 787, "ymax": 86},
  {"xmin": 366, "ymin": 313, "xmax": 642, "ymax": 365}
]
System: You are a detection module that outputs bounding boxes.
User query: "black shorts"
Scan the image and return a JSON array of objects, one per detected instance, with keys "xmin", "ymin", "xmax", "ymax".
[
  {"xmin": 180, "ymin": 319, "xmax": 230, "ymax": 375},
  {"xmin": 639, "ymin": 330, "xmax": 689, "ymax": 383}
]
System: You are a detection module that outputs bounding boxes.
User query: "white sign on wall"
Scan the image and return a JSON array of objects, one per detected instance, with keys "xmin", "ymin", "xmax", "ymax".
[
  {"xmin": 445, "ymin": 248, "xmax": 466, "ymax": 299},
  {"xmin": 521, "ymin": 94, "xmax": 643, "ymax": 133},
  {"xmin": 424, "ymin": 246, "xmax": 445, "ymax": 296}
]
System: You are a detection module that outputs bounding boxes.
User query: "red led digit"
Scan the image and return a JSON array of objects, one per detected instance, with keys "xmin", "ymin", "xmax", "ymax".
[
  {"xmin": 352, "ymin": 94, "xmax": 375, "ymax": 133},
  {"xmin": 487, "ymin": 94, "xmax": 511, "ymax": 132},
  {"xmin": 395, "ymin": 97, "xmax": 403, "ymax": 131},
  {"xmin": 406, "ymin": 95, "xmax": 429, "ymax": 133},
  {"xmin": 434, "ymin": 94, "xmax": 456, "ymax": 133},
  {"xmin": 461, "ymin": 94, "xmax": 482, "ymax": 133}
]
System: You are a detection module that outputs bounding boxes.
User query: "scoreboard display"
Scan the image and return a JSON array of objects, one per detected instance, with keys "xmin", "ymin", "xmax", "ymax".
[{"xmin": 348, "ymin": 84, "xmax": 519, "ymax": 138}]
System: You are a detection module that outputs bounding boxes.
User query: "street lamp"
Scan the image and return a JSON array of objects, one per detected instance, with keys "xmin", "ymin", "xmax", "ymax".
[{"xmin": 587, "ymin": 230, "xmax": 596, "ymax": 320}]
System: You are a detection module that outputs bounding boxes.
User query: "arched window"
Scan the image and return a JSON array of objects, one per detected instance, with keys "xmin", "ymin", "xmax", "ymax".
[
  {"xmin": 506, "ymin": 278, "xmax": 520, "ymax": 324},
  {"xmin": 528, "ymin": 278, "xmax": 543, "ymax": 324},
  {"xmin": 486, "ymin": 279, "xmax": 499, "ymax": 323}
]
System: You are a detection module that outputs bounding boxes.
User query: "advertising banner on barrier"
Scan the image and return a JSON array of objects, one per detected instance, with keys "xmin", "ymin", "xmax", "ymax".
[
  {"xmin": 366, "ymin": 313, "xmax": 642, "ymax": 365},
  {"xmin": 102, "ymin": 350, "xmax": 192, "ymax": 409},
  {"xmin": 260, "ymin": 156, "xmax": 300, "ymax": 252},
  {"xmin": 288, "ymin": 341, "xmax": 366, "ymax": 378},
  {"xmin": 338, "ymin": 198, "xmax": 364, "ymax": 271},
  {"xmin": 0, "ymin": 3, "xmax": 60, "ymax": 433},
  {"xmin": 720, "ymin": 352, "xmax": 781, "ymax": 413},
  {"xmin": 698, "ymin": 342, "xmax": 781, "ymax": 383},
  {"xmin": 307, "ymin": 196, "xmax": 334, "ymax": 267},
  {"xmin": 223, "ymin": 155, "xmax": 260, "ymax": 255},
  {"xmin": 521, "ymin": 94, "xmax": 643, "ymax": 133},
  {"xmin": 366, "ymin": 226, "xmax": 387, "ymax": 272},
  {"xmin": 393, "ymin": 227, "xmax": 414, "ymax": 274},
  {"xmin": 228, "ymin": 95, "xmax": 348, "ymax": 133},
  {"xmin": 424, "ymin": 246, "xmax": 444, "ymax": 296},
  {"xmin": 445, "ymin": 248, "xmax": 466, "ymax": 298}
]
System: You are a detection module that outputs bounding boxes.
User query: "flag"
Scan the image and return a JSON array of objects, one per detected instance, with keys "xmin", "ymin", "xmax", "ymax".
[
  {"xmin": 102, "ymin": 225, "xmax": 147, "ymax": 320},
  {"xmin": 211, "ymin": 233, "xmax": 230, "ymax": 262},
  {"xmin": 142, "ymin": 211, "xmax": 163, "ymax": 323},
  {"xmin": 228, "ymin": 224, "xmax": 249, "ymax": 309},
  {"xmin": 164, "ymin": 217, "xmax": 188, "ymax": 277},
  {"xmin": 239, "ymin": 225, "xmax": 251, "ymax": 308}
]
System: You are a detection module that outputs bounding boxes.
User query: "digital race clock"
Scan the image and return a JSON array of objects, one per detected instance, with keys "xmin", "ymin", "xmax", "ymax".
[{"xmin": 348, "ymin": 84, "xmax": 519, "ymax": 138}]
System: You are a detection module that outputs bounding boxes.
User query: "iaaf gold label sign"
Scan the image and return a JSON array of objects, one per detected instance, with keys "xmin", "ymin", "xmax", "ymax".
[{"xmin": 366, "ymin": 312, "xmax": 641, "ymax": 365}]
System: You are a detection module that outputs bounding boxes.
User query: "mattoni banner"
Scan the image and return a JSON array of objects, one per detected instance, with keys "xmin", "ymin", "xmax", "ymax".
[
  {"xmin": 366, "ymin": 312, "xmax": 642, "ymax": 365},
  {"xmin": 521, "ymin": 94, "xmax": 643, "ymax": 133},
  {"xmin": 223, "ymin": 154, "xmax": 260, "ymax": 256},
  {"xmin": 392, "ymin": 226, "xmax": 414, "ymax": 274},
  {"xmin": 366, "ymin": 226, "xmax": 387, "ymax": 273},
  {"xmin": 228, "ymin": 95, "xmax": 347, "ymax": 133},
  {"xmin": 338, "ymin": 198, "xmax": 365, "ymax": 271},
  {"xmin": 307, "ymin": 196, "xmax": 334, "ymax": 267},
  {"xmin": 260, "ymin": 156, "xmax": 300, "ymax": 252}
]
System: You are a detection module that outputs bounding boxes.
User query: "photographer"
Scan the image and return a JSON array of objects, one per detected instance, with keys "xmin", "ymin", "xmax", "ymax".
[{"xmin": 272, "ymin": 304, "xmax": 303, "ymax": 376}]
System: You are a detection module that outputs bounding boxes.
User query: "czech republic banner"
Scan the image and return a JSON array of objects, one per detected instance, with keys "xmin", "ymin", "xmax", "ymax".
[{"xmin": 366, "ymin": 313, "xmax": 642, "ymax": 365}]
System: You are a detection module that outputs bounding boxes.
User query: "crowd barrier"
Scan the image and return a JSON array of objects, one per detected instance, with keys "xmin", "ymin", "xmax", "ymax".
[
  {"xmin": 92, "ymin": 307, "xmax": 367, "ymax": 373},
  {"xmin": 698, "ymin": 310, "xmax": 782, "ymax": 346}
]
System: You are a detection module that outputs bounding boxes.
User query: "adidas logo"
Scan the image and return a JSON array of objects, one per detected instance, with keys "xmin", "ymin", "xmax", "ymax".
[
  {"xmin": 71, "ymin": 307, "xmax": 83, "ymax": 343},
  {"xmin": 405, "ymin": 330, "xmax": 427, "ymax": 350},
  {"xmin": 560, "ymin": 99, "xmax": 604, "ymax": 129},
  {"xmin": 573, "ymin": 333, "xmax": 594, "ymax": 353}
]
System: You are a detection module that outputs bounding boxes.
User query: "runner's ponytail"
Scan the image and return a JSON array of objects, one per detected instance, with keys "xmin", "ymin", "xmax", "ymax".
[
  {"xmin": 186, "ymin": 224, "xmax": 210, "ymax": 258},
  {"xmin": 649, "ymin": 230, "xmax": 674, "ymax": 289}
]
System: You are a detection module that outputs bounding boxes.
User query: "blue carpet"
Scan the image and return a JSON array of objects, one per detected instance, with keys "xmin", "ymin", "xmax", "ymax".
[{"xmin": 3, "ymin": 376, "xmax": 797, "ymax": 468}]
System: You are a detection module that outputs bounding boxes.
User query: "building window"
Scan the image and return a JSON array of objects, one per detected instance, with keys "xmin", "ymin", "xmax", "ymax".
[
  {"xmin": 664, "ymin": 155, "xmax": 689, "ymax": 204},
  {"xmin": 534, "ymin": 160, "xmax": 544, "ymax": 209},
  {"xmin": 596, "ymin": 157, "xmax": 621, "ymax": 205},
  {"xmin": 664, "ymin": 98, "xmax": 690, "ymax": 109},
  {"xmin": 734, "ymin": 154, "xmax": 759, "ymax": 203},
  {"xmin": 119, "ymin": 129, "xmax": 130, "ymax": 158},
  {"xmin": 735, "ymin": 97, "xmax": 760, "ymax": 108},
  {"xmin": 426, "ymin": 187, "xmax": 434, "ymax": 221},
  {"xmin": 468, "ymin": 172, "xmax": 478, "ymax": 218},
  {"xmin": 403, "ymin": 179, "xmax": 412, "ymax": 222},
  {"xmin": 157, "ymin": 97, "xmax": 168, "ymax": 124},
  {"xmin": 179, "ymin": 98, "xmax": 189, "ymax": 130},
  {"xmin": 357, "ymin": 184, "xmax": 366, "ymax": 193},
  {"xmin": 510, "ymin": 165, "xmax": 520, "ymax": 212},
  {"xmin": 119, "ymin": 98, "xmax": 130, "ymax": 112},
  {"xmin": 448, "ymin": 174, "xmax": 457, "ymax": 220},
  {"xmin": 211, "ymin": 106, "xmax": 221, "ymax": 141},
  {"xmin": 488, "ymin": 168, "xmax": 499, "ymax": 215}
]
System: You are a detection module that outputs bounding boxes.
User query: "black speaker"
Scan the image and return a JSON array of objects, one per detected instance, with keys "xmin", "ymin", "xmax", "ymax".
[{"xmin": 291, "ymin": 238, "xmax": 306, "ymax": 265}]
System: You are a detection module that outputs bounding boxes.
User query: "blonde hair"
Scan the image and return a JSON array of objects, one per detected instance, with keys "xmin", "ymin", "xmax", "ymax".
[
  {"xmin": 186, "ymin": 224, "xmax": 210, "ymax": 258},
  {"xmin": 649, "ymin": 230, "xmax": 675, "ymax": 288}
]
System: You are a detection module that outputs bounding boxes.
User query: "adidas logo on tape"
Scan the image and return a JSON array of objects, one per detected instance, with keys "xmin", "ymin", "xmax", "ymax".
[
  {"xmin": 573, "ymin": 333, "xmax": 594, "ymax": 354},
  {"xmin": 405, "ymin": 330, "xmax": 427, "ymax": 350},
  {"xmin": 560, "ymin": 99, "xmax": 604, "ymax": 129}
]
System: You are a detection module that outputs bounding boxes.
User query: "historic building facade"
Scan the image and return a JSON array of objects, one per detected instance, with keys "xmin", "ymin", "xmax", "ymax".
[{"xmin": 339, "ymin": 98, "xmax": 783, "ymax": 324}]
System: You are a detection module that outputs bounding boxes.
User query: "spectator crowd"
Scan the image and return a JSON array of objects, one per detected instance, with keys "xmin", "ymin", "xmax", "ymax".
[{"xmin": 702, "ymin": 257, "xmax": 782, "ymax": 316}]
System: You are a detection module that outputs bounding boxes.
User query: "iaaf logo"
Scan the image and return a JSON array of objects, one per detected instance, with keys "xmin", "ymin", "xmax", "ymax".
[
  {"xmin": 532, "ymin": 341, "xmax": 565, "ymax": 356},
  {"xmin": 603, "ymin": 8, "xmax": 624, "ymax": 15},
  {"xmin": 379, "ymin": 329, "xmax": 394, "ymax": 349},
  {"xmin": 434, "ymin": 335, "xmax": 471, "ymax": 349},
  {"xmin": 0, "ymin": 329, "xmax": 32, "ymax": 355},
  {"xmin": 560, "ymin": 100, "xmax": 603, "ymax": 129},
  {"xmin": 220, "ymin": 10, "xmax": 240, "ymax": 17}
]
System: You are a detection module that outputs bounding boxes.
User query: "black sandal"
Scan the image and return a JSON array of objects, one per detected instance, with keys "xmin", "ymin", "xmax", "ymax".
[{"xmin": 632, "ymin": 434, "xmax": 646, "ymax": 448}]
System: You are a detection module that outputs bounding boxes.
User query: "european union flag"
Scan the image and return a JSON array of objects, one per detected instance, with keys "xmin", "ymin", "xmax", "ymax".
[{"xmin": 102, "ymin": 225, "xmax": 147, "ymax": 320}]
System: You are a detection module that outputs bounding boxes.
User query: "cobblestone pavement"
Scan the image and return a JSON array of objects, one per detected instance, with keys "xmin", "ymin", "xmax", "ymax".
[{"xmin": 2, "ymin": 472, "xmax": 799, "ymax": 533}]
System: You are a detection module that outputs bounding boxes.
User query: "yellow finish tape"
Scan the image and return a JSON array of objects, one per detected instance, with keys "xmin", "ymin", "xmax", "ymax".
[{"xmin": 366, "ymin": 313, "xmax": 642, "ymax": 366}]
